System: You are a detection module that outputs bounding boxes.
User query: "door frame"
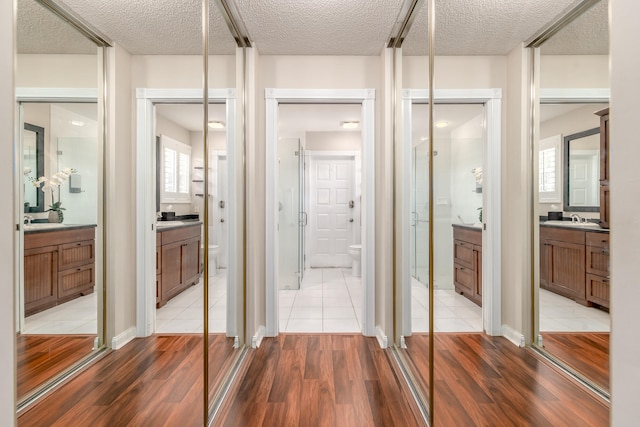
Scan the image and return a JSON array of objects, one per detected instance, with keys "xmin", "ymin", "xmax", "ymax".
[
  {"xmin": 401, "ymin": 89, "xmax": 502, "ymax": 336},
  {"xmin": 135, "ymin": 88, "xmax": 237, "ymax": 337},
  {"xmin": 305, "ymin": 151, "xmax": 361, "ymax": 269},
  {"xmin": 265, "ymin": 89, "xmax": 376, "ymax": 337}
]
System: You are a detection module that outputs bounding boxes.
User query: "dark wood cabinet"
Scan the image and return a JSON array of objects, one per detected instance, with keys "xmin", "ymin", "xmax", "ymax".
[
  {"xmin": 453, "ymin": 225, "xmax": 482, "ymax": 306},
  {"xmin": 24, "ymin": 226, "xmax": 95, "ymax": 316},
  {"xmin": 539, "ymin": 226, "xmax": 586, "ymax": 304},
  {"xmin": 539, "ymin": 225, "xmax": 610, "ymax": 309},
  {"xmin": 156, "ymin": 223, "xmax": 201, "ymax": 308},
  {"xmin": 595, "ymin": 107, "xmax": 609, "ymax": 228},
  {"xmin": 585, "ymin": 231, "xmax": 610, "ymax": 308}
]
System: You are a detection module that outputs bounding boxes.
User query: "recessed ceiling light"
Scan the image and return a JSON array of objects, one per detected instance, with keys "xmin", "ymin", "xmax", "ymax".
[
  {"xmin": 420, "ymin": 137, "xmax": 429, "ymax": 141},
  {"xmin": 435, "ymin": 121, "xmax": 449, "ymax": 128},
  {"xmin": 341, "ymin": 121, "xmax": 359, "ymax": 129},
  {"xmin": 208, "ymin": 121, "xmax": 225, "ymax": 129},
  {"xmin": 70, "ymin": 120, "xmax": 85, "ymax": 127}
]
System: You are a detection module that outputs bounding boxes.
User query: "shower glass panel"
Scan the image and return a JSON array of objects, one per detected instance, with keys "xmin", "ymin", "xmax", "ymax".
[
  {"xmin": 411, "ymin": 140, "xmax": 430, "ymax": 285},
  {"xmin": 278, "ymin": 138, "xmax": 303, "ymax": 290}
]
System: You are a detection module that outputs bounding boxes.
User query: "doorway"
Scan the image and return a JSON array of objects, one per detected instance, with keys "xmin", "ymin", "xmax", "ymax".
[
  {"xmin": 401, "ymin": 89, "xmax": 503, "ymax": 338},
  {"xmin": 265, "ymin": 89, "xmax": 376, "ymax": 338}
]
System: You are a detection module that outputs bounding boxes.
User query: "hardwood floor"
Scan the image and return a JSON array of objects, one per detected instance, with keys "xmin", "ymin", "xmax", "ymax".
[
  {"xmin": 404, "ymin": 333, "xmax": 609, "ymax": 426},
  {"xmin": 17, "ymin": 335, "xmax": 96, "ymax": 399},
  {"xmin": 18, "ymin": 333, "xmax": 610, "ymax": 426},
  {"xmin": 541, "ymin": 332, "xmax": 609, "ymax": 390},
  {"xmin": 217, "ymin": 334, "xmax": 421, "ymax": 427},
  {"xmin": 18, "ymin": 334, "xmax": 236, "ymax": 427}
]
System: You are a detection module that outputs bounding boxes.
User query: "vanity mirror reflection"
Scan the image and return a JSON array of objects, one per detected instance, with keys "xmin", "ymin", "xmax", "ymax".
[
  {"xmin": 534, "ymin": 0, "xmax": 610, "ymax": 394},
  {"xmin": 22, "ymin": 123, "xmax": 44, "ymax": 213}
]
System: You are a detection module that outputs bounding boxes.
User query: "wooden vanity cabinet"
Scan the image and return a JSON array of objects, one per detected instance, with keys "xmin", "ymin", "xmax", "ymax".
[
  {"xmin": 156, "ymin": 224, "xmax": 201, "ymax": 308},
  {"xmin": 453, "ymin": 225, "xmax": 482, "ymax": 306},
  {"xmin": 539, "ymin": 226, "xmax": 587, "ymax": 305},
  {"xmin": 24, "ymin": 227, "xmax": 95, "ymax": 316},
  {"xmin": 585, "ymin": 231, "xmax": 610, "ymax": 308}
]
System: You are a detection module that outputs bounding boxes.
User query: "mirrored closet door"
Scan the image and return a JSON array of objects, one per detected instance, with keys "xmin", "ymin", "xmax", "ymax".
[
  {"xmin": 16, "ymin": 0, "xmax": 106, "ymax": 404},
  {"xmin": 531, "ymin": 0, "xmax": 611, "ymax": 394}
]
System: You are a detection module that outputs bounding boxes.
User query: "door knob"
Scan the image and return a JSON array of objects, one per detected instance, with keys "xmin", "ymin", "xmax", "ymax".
[
  {"xmin": 349, "ymin": 218, "xmax": 354, "ymax": 223},
  {"xmin": 220, "ymin": 218, "xmax": 225, "ymax": 223}
]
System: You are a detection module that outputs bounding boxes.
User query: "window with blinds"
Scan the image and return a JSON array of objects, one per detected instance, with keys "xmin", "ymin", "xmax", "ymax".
[
  {"xmin": 160, "ymin": 134, "xmax": 191, "ymax": 203},
  {"xmin": 539, "ymin": 134, "xmax": 561, "ymax": 203}
]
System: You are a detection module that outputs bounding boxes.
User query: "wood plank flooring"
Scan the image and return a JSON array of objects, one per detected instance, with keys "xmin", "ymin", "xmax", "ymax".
[
  {"xmin": 17, "ymin": 334, "xmax": 96, "ymax": 399},
  {"xmin": 404, "ymin": 333, "xmax": 609, "ymax": 427},
  {"xmin": 541, "ymin": 332, "xmax": 609, "ymax": 390},
  {"xmin": 18, "ymin": 334, "xmax": 236, "ymax": 427},
  {"xmin": 217, "ymin": 334, "xmax": 421, "ymax": 427},
  {"xmin": 19, "ymin": 333, "xmax": 611, "ymax": 426}
]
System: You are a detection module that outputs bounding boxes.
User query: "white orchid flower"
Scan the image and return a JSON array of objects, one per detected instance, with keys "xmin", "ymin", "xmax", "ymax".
[
  {"xmin": 61, "ymin": 167, "xmax": 74, "ymax": 175},
  {"xmin": 23, "ymin": 167, "xmax": 32, "ymax": 175}
]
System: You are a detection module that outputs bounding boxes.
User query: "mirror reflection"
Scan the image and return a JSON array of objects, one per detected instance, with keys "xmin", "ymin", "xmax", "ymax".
[
  {"xmin": 536, "ymin": 0, "xmax": 610, "ymax": 392},
  {"xmin": 23, "ymin": 123, "xmax": 44, "ymax": 212},
  {"xmin": 16, "ymin": 0, "xmax": 102, "ymax": 403}
]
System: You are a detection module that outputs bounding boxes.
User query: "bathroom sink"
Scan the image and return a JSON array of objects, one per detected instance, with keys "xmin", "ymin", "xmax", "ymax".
[
  {"xmin": 24, "ymin": 223, "xmax": 67, "ymax": 230},
  {"xmin": 544, "ymin": 220, "xmax": 600, "ymax": 228},
  {"xmin": 156, "ymin": 221, "xmax": 184, "ymax": 228}
]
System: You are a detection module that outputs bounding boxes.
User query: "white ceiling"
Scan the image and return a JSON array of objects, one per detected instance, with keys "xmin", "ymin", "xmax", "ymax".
[
  {"xmin": 17, "ymin": 0, "xmax": 608, "ymax": 56},
  {"xmin": 279, "ymin": 104, "xmax": 362, "ymax": 136}
]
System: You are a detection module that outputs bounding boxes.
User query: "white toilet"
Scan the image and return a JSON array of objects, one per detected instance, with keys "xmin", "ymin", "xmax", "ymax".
[
  {"xmin": 201, "ymin": 226, "xmax": 220, "ymax": 276},
  {"xmin": 348, "ymin": 244, "xmax": 362, "ymax": 277}
]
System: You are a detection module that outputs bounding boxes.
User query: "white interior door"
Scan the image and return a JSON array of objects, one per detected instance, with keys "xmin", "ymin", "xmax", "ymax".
[
  {"xmin": 217, "ymin": 155, "xmax": 228, "ymax": 268},
  {"xmin": 308, "ymin": 156, "xmax": 354, "ymax": 268}
]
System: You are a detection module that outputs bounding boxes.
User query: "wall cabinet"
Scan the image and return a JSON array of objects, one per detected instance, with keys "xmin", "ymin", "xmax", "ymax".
[
  {"xmin": 453, "ymin": 225, "xmax": 482, "ymax": 306},
  {"xmin": 596, "ymin": 107, "xmax": 610, "ymax": 228},
  {"xmin": 540, "ymin": 225, "xmax": 609, "ymax": 309},
  {"xmin": 156, "ymin": 223, "xmax": 201, "ymax": 308},
  {"xmin": 24, "ymin": 226, "xmax": 95, "ymax": 317}
]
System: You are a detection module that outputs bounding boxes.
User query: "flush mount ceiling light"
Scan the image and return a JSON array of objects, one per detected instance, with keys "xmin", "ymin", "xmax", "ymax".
[
  {"xmin": 70, "ymin": 120, "xmax": 85, "ymax": 127},
  {"xmin": 208, "ymin": 121, "xmax": 225, "ymax": 129},
  {"xmin": 341, "ymin": 121, "xmax": 359, "ymax": 129},
  {"xmin": 435, "ymin": 121, "xmax": 449, "ymax": 128}
]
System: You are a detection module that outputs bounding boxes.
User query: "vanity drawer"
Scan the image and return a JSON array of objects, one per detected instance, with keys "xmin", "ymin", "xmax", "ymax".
[
  {"xmin": 586, "ymin": 231, "xmax": 609, "ymax": 249},
  {"xmin": 540, "ymin": 226, "xmax": 585, "ymax": 245},
  {"xmin": 586, "ymin": 273, "xmax": 610, "ymax": 309},
  {"xmin": 454, "ymin": 240, "xmax": 475, "ymax": 269}
]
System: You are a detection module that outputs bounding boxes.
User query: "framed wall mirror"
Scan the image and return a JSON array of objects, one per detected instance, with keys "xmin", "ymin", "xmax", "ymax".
[
  {"xmin": 564, "ymin": 127, "xmax": 600, "ymax": 212},
  {"xmin": 23, "ymin": 122, "xmax": 44, "ymax": 213}
]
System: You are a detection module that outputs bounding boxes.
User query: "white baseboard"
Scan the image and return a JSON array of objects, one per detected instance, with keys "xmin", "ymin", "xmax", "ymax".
[
  {"xmin": 501, "ymin": 324, "xmax": 525, "ymax": 347},
  {"xmin": 376, "ymin": 325, "xmax": 388, "ymax": 349},
  {"xmin": 252, "ymin": 325, "xmax": 266, "ymax": 348},
  {"xmin": 111, "ymin": 326, "xmax": 137, "ymax": 350}
]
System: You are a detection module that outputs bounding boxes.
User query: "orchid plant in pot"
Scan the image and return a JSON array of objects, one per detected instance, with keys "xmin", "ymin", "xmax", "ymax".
[{"xmin": 30, "ymin": 168, "xmax": 76, "ymax": 223}]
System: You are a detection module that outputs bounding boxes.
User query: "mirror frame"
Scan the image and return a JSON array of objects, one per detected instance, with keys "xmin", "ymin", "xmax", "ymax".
[
  {"xmin": 563, "ymin": 126, "xmax": 600, "ymax": 212},
  {"xmin": 23, "ymin": 122, "xmax": 44, "ymax": 213}
]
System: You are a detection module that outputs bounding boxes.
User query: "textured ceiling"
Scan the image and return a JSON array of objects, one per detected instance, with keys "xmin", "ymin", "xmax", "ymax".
[
  {"xmin": 541, "ymin": 0, "xmax": 608, "ymax": 55},
  {"xmin": 17, "ymin": 0, "xmax": 97, "ymax": 54},
  {"xmin": 234, "ymin": 0, "xmax": 405, "ymax": 55},
  {"xmin": 16, "ymin": 0, "xmax": 608, "ymax": 56}
]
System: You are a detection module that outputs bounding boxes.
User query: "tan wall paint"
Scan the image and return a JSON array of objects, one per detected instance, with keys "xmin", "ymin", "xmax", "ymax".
[
  {"xmin": 16, "ymin": 54, "xmax": 97, "ymax": 88},
  {"xmin": 1, "ymin": 0, "xmax": 16, "ymax": 422},
  {"xmin": 540, "ymin": 55, "xmax": 609, "ymax": 88},
  {"xmin": 131, "ymin": 55, "xmax": 235, "ymax": 89},
  {"xmin": 611, "ymin": 0, "xmax": 640, "ymax": 422}
]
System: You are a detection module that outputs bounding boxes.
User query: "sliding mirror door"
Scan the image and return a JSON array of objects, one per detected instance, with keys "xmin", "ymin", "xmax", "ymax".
[
  {"xmin": 16, "ymin": 0, "xmax": 106, "ymax": 406},
  {"xmin": 532, "ymin": 0, "xmax": 610, "ymax": 394}
]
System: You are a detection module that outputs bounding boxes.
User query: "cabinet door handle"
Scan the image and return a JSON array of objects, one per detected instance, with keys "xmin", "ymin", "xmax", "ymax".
[
  {"xmin": 77, "ymin": 268, "xmax": 82, "ymax": 271},
  {"xmin": 602, "ymin": 278, "xmax": 609, "ymax": 283},
  {"xmin": 77, "ymin": 243, "xmax": 83, "ymax": 246},
  {"xmin": 601, "ymin": 248, "xmax": 609, "ymax": 255}
]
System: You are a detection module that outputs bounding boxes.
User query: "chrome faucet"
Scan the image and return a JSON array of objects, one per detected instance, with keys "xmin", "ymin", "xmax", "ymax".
[
  {"xmin": 23, "ymin": 215, "xmax": 33, "ymax": 225},
  {"xmin": 570, "ymin": 213, "xmax": 582, "ymax": 223}
]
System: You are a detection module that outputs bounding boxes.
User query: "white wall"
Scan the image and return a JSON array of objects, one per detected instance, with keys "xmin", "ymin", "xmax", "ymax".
[
  {"xmin": 1, "ymin": 0, "xmax": 16, "ymax": 423},
  {"xmin": 540, "ymin": 55, "xmax": 609, "ymax": 88},
  {"xmin": 305, "ymin": 131, "xmax": 361, "ymax": 151},
  {"xmin": 132, "ymin": 55, "xmax": 235, "ymax": 89},
  {"xmin": 611, "ymin": 0, "xmax": 640, "ymax": 423},
  {"xmin": 16, "ymin": 54, "xmax": 97, "ymax": 88},
  {"xmin": 106, "ymin": 43, "xmax": 136, "ymax": 343}
]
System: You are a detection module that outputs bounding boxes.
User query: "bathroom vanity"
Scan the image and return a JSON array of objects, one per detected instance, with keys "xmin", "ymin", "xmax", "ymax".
[
  {"xmin": 156, "ymin": 222, "xmax": 201, "ymax": 308},
  {"xmin": 452, "ymin": 224, "xmax": 482, "ymax": 306},
  {"xmin": 540, "ymin": 223, "xmax": 610, "ymax": 309},
  {"xmin": 24, "ymin": 224, "xmax": 96, "ymax": 316}
]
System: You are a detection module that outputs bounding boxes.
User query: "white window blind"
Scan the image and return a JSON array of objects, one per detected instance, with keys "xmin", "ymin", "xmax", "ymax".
[
  {"xmin": 160, "ymin": 134, "xmax": 191, "ymax": 203},
  {"xmin": 539, "ymin": 134, "xmax": 561, "ymax": 203}
]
